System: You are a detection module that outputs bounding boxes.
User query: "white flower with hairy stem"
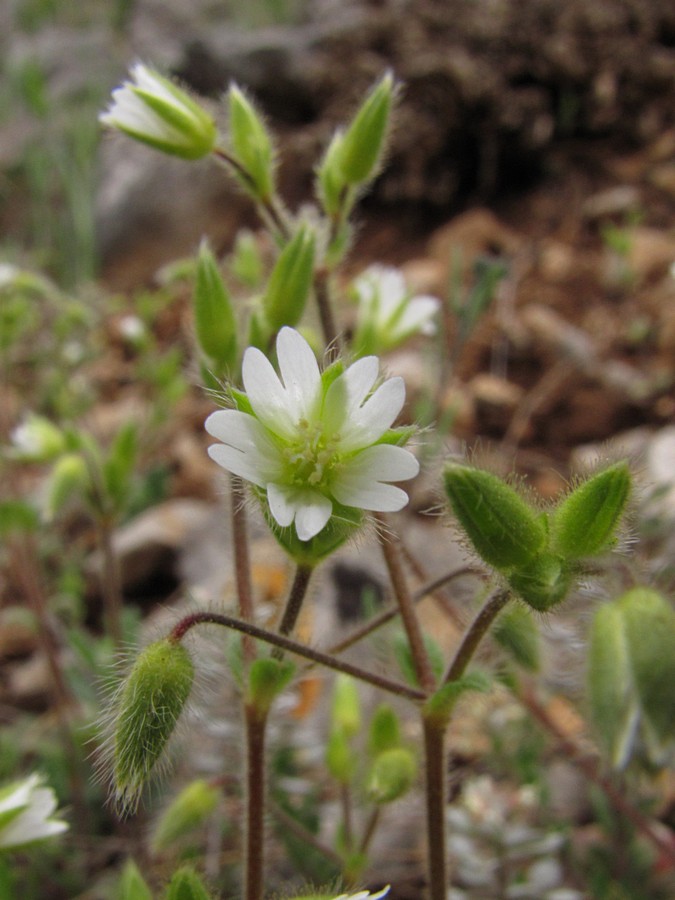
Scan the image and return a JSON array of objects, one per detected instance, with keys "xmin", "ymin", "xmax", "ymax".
[
  {"xmin": 352, "ymin": 264, "xmax": 440, "ymax": 355},
  {"xmin": 99, "ymin": 62, "xmax": 217, "ymax": 159},
  {"xmin": 205, "ymin": 327, "xmax": 419, "ymax": 542},
  {"xmin": 0, "ymin": 773, "xmax": 68, "ymax": 849}
]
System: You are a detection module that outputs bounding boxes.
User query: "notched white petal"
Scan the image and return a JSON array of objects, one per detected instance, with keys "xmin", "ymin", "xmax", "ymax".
[
  {"xmin": 266, "ymin": 483, "xmax": 296, "ymax": 527},
  {"xmin": 294, "ymin": 491, "xmax": 333, "ymax": 541},
  {"xmin": 323, "ymin": 355, "xmax": 379, "ymax": 433},
  {"xmin": 338, "ymin": 376, "xmax": 405, "ymax": 450},
  {"xmin": 276, "ymin": 328, "xmax": 322, "ymax": 422},
  {"xmin": 242, "ymin": 346, "xmax": 295, "ymax": 438}
]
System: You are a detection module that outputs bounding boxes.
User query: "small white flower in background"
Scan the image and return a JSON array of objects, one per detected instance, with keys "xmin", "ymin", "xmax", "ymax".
[
  {"xmin": 205, "ymin": 327, "xmax": 418, "ymax": 542},
  {"xmin": 99, "ymin": 62, "xmax": 217, "ymax": 159},
  {"xmin": 10, "ymin": 413, "xmax": 66, "ymax": 462},
  {"xmin": 0, "ymin": 773, "xmax": 68, "ymax": 850},
  {"xmin": 352, "ymin": 264, "xmax": 440, "ymax": 355}
]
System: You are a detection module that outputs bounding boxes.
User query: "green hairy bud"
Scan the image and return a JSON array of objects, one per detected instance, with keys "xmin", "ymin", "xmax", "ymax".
[
  {"xmin": 262, "ymin": 225, "xmax": 316, "ymax": 331},
  {"xmin": 228, "ymin": 83, "xmax": 275, "ymax": 200},
  {"xmin": 246, "ymin": 658, "xmax": 295, "ymax": 714},
  {"xmin": 331, "ymin": 674, "xmax": 361, "ymax": 739},
  {"xmin": 118, "ymin": 859, "xmax": 152, "ymax": 900},
  {"xmin": 444, "ymin": 464, "xmax": 546, "ymax": 572},
  {"xmin": 587, "ymin": 602, "xmax": 638, "ymax": 768},
  {"xmin": 46, "ymin": 452, "xmax": 90, "ymax": 519},
  {"xmin": 111, "ymin": 638, "xmax": 194, "ymax": 813},
  {"xmin": 338, "ymin": 72, "xmax": 395, "ymax": 185},
  {"xmin": 325, "ymin": 728, "xmax": 354, "ymax": 784},
  {"xmin": 492, "ymin": 604, "xmax": 540, "ymax": 672},
  {"xmin": 368, "ymin": 704, "xmax": 401, "ymax": 755},
  {"xmin": 194, "ymin": 240, "xmax": 238, "ymax": 378},
  {"xmin": 552, "ymin": 461, "xmax": 631, "ymax": 560},
  {"xmin": 164, "ymin": 866, "xmax": 214, "ymax": 900},
  {"xmin": 316, "ymin": 129, "xmax": 346, "ymax": 216},
  {"xmin": 367, "ymin": 747, "xmax": 416, "ymax": 804},
  {"xmin": 150, "ymin": 779, "xmax": 219, "ymax": 854},
  {"xmin": 506, "ymin": 553, "xmax": 572, "ymax": 612},
  {"xmin": 619, "ymin": 588, "xmax": 675, "ymax": 753}
]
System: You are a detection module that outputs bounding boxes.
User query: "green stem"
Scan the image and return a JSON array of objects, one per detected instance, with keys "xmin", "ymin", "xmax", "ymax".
[
  {"xmin": 170, "ymin": 611, "xmax": 426, "ymax": 702},
  {"xmin": 442, "ymin": 588, "xmax": 511, "ymax": 686},
  {"xmin": 377, "ymin": 516, "xmax": 436, "ymax": 692},
  {"xmin": 244, "ymin": 704, "xmax": 268, "ymax": 900},
  {"xmin": 423, "ymin": 716, "xmax": 448, "ymax": 900},
  {"xmin": 212, "ymin": 148, "xmax": 289, "ymax": 241}
]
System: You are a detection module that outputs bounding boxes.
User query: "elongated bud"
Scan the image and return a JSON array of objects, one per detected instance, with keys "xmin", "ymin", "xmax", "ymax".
[
  {"xmin": 247, "ymin": 658, "xmax": 295, "ymax": 715},
  {"xmin": 46, "ymin": 452, "xmax": 89, "ymax": 519},
  {"xmin": 552, "ymin": 461, "xmax": 631, "ymax": 560},
  {"xmin": 368, "ymin": 704, "xmax": 401, "ymax": 756},
  {"xmin": 118, "ymin": 859, "xmax": 152, "ymax": 900},
  {"xmin": 316, "ymin": 129, "xmax": 346, "ymax": 216},
  {"xmin": 492, "ymin": 604, "xmax": 540, "ymax": 672},
  {"xmin": 325, "ymin": 728, "xmax": 354, "ymax": 784},
  {"xmin": 194, "ymin": 240, "xmax": 238, "ymax": 378},
  {"xmin": 150, "ymin": 779, "xmax": 219, "ymax": 853},
  {"xmin": 444, "ymin": 464, "xmax": 547, "ymax": 571},
  {"xmin": 367, "ymin": 747, "xmax": 416, "ymax": 804},
  {"xmin": 619, "ymin": 588, "xmax": 675, "ymax": 753},
  {"xmin": 262, "ymin": 225, "xmax": 316, "ymax": 330},
  {"xmin": 111, "ymin": 638, "xmax": 194, "ymax": 813},
  {"xmin": 99, "ymin": 63, "xmax": 217, "ymax": 160},
  {"xmin": 331, "ymin": 674, "xmax": 361, "ymax": 739},
  {"xmin": 103, "ymin": 422, "xmax": 138, "ymax": 512},
  {"xmin": 228, "ymin": 84, "xmax": 275, "ymax": 200},
  {"xmin": 165, "ymin": 866, "xmax": 214, "ymax": 900},
  {"xmin": 230, "ymin": 229, "xmax": 264, "ymax": 288},
  {"xmin": 506, "ymin": 552, "xmax": 572, "ymax": 612},
  {"xmin": 587, "ymin": 602, "xmax": 639, "ymax": 768},
  {"xmin": 338, "ymin": 72, "xmax": 395, "ymax": 185}
]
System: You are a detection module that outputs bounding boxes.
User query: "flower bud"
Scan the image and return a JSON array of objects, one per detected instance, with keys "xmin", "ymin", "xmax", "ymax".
[
  {"xmin": 10, "ymin": 414, "xmax": 66, "ymax": 462},
  {"xmin": 551, "ymin": 461, "xmax": 631, "ymax": 560},
  {"xmin": 331, "ymin": 675, "xmax": 361, "ymax": 739},
  {"xmin": 443, "ymin": 464, "xmax": 546, "ymax": 572},
  {"xmin": 316, "ymin": 129, "xmax": 347, "ymax": 216},
  {"xmin": 45, "ymin": 452, "xmax": 90, "ymax": 519},
  {"xmin": 325, "ymin": 728, "xmax": 354, "ymax": 785},
  {"xmin": 262, "ymin": 225, "xmax": 316, "ymax": 331},
  {"xmin": 228, "ymin": 84, "xmax": 275, "ymax": 200},
  {"xmin": 150, "ymin": 779, "xmax": 219, "ymax": 854},
  {"xmin": 111, "ymin": 638, "xmax": 194, "ymax": 813},
  {"xmin": 338, "ymin": 72, "xmax": 395, "ymax": 185},
  {"xmin": 587, "ymin": 602, "xmax": 638, "ymax": 768},
  {"xmin": 619, "ymin": 588, "xmax": 675, "ymax": 752},
  {"xmin": 367, "ymin": 747, "xmax": 416, "ymax": 804},
  {"xmin": 506, "ymin": 553, "xmax": 572, "ymax": 612},
  {"xmin": 99, "ymin": 63, "xmax": 217, "ymax": 160},
  {"xmin": 165, "ymin": 866, "xmax": 214, "ymax": 900},
  {"xmin": 247, "ymin": 658, "xmax": 295, "ymax": 715},
  {"xmin": 194, "ymin": 240, "xmax": 238, "ymax": 378},
  {"xmin": 368, "ymin": 704, "xmax": 401, "ymax": 756},
  {"xmin": 118, "ymin": 859, "xmax": 152, "ymax": 900}
]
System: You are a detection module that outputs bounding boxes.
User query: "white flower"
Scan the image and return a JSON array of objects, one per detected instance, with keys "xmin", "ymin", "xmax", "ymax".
[
  {"xmin": 0, "ymin": 773, "xmax": 68, "ymax": 849},
  {"xmin": 352, "ymin": 264, "xmax": 440, "ymax": 355},
  {"xmin": 205, "ymin": 328, "xmax": 419, "ymax": 542},
  {"xmin": 99, "ymin": 62, "xmax": 217, "ymax": 160}
]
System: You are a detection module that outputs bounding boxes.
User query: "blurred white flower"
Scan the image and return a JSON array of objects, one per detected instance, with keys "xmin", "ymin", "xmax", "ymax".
[
  {"xmin": 352, "ymin": 264, "xmax": 440, "ymax": 355},
  {"xmin": 10, "ymin": 414, "xmax": 66, "ymax": 462},
  {"xmin": 0, "ymin": 773, "xmax": 68, "ymax": 849},
  {"xmin": 99, "ymin": 62, "xmax": 217, "ymax": 159},
  {"xmin": 206, "ymin": 327, "xmax": 418, "ymax": 541}
]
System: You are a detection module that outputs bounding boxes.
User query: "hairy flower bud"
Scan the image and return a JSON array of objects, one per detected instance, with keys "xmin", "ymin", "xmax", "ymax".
[
  {"xmin": 331, "ymin": 675, "xmax": 361, "ymax": 739},
  {"xmin": 228, "ymin": 84, "xmax": 275, "ymax": 200},
  {"xmin": 110, "ymin": 638, "xmax": 194, "ymax": 813},
  {"xmin": 262, "ymin": 225, "xmax": 316, "ymax": 330},
  {"xmin": 338, "ymin": 72, "xmax": 395, "ymax": 185},
  {"xmin": 444, "ymin": 464, "xmax": 546, "ymax": 572},
  {"xmin": 506, "ymin": 553, "xmax": 572, "ymax": 612},
  {"xmin": 367, "ymin": 747, "xmax": 416, "ymax": 804},
  {"xmin": 194, "ymin": 240, "xmax": 238, "ymax": 378}
]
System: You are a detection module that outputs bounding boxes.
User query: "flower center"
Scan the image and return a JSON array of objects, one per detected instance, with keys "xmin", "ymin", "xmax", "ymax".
[{"xmin": 282, "ymin": 418, "xmax": 339, "ymax": 489}]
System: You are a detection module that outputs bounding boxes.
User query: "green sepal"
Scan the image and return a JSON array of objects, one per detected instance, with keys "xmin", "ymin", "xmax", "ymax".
[
  {"xmin": 619, "ymin": 588, "xmax": 675, "ymax": 752},
  {"xmin": 150, "ymin": 779, "xmax": 220, "ymax": 854},
  {"xmin": 164, "ymin": 866, "xmax": 214, "ymax": 900},
  {"xmin": 587, "ymin": 602, "xmax": 639, "ymax": 768},
  {"xmin": 228, "ymin": 84, "xmax": 275, "ymax": 200},
  {"xmin": 262, "ymin": 225, "xmax": 316, "ymax": 331},
  {"xmin": 338, "ymin": 72, "xmax": 395, "ymax": 185},
  {"xmin": 423, "ymin": 670, "xmax": 492, "ymax": 728},
  {"xmin": 194, "ymin": 240, "xmax": 238, "ymax": 378},
  {"xmin": 117, "ymin": 859, "xmax": 153, "ymax": 900},
  {"xmin": 230, "ymin": 387, "xmax": 255, "ymax": 416},
  {"xmin": 125, "ymin": 86, "xmax": 216, "ymax": 160},
  {"xmin": 551, "ymin": 461, "xmax": 631, "ymax": 560},
  {"xmin": 444, "ymin": 464, "xmax": 547, "ymax": 572},
  {"xmin": 506, "ymin": 553, "xmax": 573, "ymax": 612},
  {"xmin": 375, "ymin": 425, "xmax": 417, "ymax": 447},
  {"xmin": 492, "ymin": 604, "xmax": 540, "ymax": 672},
  {"xmin": 316, "ymin": 129, "xmax": 346, "ymax": 216},
  {"xmin": 247, "ymin": 658, "xmax": 295, "ymax": 714},
  {"xmin": 325, "ymin": 728, "xmax": 355, "ymax": 784}
]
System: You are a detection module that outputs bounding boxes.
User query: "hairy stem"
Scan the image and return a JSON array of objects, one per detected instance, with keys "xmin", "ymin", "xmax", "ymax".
[
  {"xmin": 170, "ymin": 611, "xmax": 426, "ymax": 702},
  {"xmin": 276, "ymin": 562, "xmax": 314, "ymax": 640},
  {"xmin": 442, "ymin": 588, "xmax": 511, "ymax": 686},
  {"xmin": 230, "ymin": 475, "xmax": 256, "ymax": 665},
  {"xmin": 244, "ymin": 704, "xmax": 268, "ymax": 900},
  {"xmin": 377, "ymin": 515, "xmax": 436, "ymax": 692},
  {"xmin": 423, "ymin": 717, "xmax": 448, "ymax": 900},
  {"xmin": 212, "ymin": 148, "xmax": 289, "ymax": 241},
  {"xmin": 313, "ymin": 265, "xmax": 342, "ymax": 359}
]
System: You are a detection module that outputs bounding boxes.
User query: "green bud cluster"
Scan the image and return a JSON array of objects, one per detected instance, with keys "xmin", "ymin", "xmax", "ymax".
[
  {"xmin": 444, "ymin": 461, "xmax": 631, "ymax": 611},
  {"xmin": 110, "ymin": 638, "xmax": 194, "ymax": 813},
  {"xmin": 588, "ymin": 588, "xmax": 675, "ymax": 767}
]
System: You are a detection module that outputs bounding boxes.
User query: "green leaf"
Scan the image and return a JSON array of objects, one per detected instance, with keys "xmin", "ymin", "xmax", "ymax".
[
  {"xmin": 117, "ymin": 859, "xmax": 152, "ymax": 900},
  {"xmin": 423, "ymin": 670, "xmax": 491, "ymax": 726},
  {"xmin": 194, "ymin": 240, "xmax": 238, "ymax": 377}
]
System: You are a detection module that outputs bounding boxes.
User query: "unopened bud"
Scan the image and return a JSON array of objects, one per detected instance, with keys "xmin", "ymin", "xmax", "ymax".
[
  {"xmin": 444, "ymin": 464, "xmax": 546, "ymax": 572},
  {"xmin": 316, "ymin": 129, "xmax": 346, "ymax": 216},
  {"xmin": 194, "ymin": 240, "xmax": 238, "ymax": 378},
  {"xmin": 247, "ymin": 658, "xmax": 295, "ymax": 715},
  {"xmin": 367, "ymin": 747, "xmax": 416, "ymax": 804},
  {"xmin": 111, "ymin": 638, "xmax": 194, "ymax": 813},
  {"xmin": 368, "ymin": 704, "xmax": 401, "ymax": 756},
  {"xmin": 228, "ymin": 84, "xmax": 275, "ymax": 200},
  {"xmin": 325, "ymin": 728, "xmax": 354, "ymax": 785},
  {"xmin": 331, "ymin": 675, "xmax": 361, "ymax": 739},
  {"xmin": 150, "ymin": 779, "xmax": 219, "ymax": 854},
  {"xmin": 506, "ymin": 553, "xmax": 572, "ymax": 612},
  {"xmin": 165, "ymin": 866, "xmax": 214, "ymax": 900},
  {"xmin": 262, "ymin": 225, "xmax": 315, "ymax": 331},
  {"xmin": 338, "ymin": 72, "xmax": 395, "ymax": 185},
  {"xmin": 492, "ymin": 604, "xmax": 540, "ymax": 672},
  {"xmin": 552, "ymin": 461, "xmax": 631, "ymax": 560},
  {"xmin": 46, "ymin": 453, "xmax": 89, "ymax": 519}
]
